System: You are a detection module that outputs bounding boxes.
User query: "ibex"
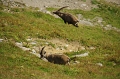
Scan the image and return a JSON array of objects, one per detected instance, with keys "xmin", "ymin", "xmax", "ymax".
[
  {"xmin": 40, "ymin": 47, "xmax": 70, "ymax": 65},
  {"xmin": 53, "ymin": 6, "xmax": 79, "ymax": 27}
]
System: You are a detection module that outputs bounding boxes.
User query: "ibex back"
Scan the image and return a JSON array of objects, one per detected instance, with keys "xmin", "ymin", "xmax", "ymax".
[{"xmin": 40, "ymin": 47, "xmax": 70, "ymax": 65}]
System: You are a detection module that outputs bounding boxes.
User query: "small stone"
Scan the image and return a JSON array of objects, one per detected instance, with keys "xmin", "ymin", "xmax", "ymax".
[
  {"xmin": 26, "ymin": 38, "xmax": 32, "ymax": 41},
  {"xmin": 69, "ymin": 50, "xmax": 73, "ymax": 52},
  {"xmin": 96, "ymin": 63, "xmax": 103, "ymax": 67},
  {"xmin": 89, "ymin": 47, "xmax": 95, "ymax": 49},
  {"xmin": 81, "ymin": 4, "xmax": 87, "ymax": 7},
  {"xmin": 65, "ymin": 44, "xmax": 69, "ymax": 47},
  {"xmin": 74, "ymin": 61, "xmax": 80, "ymax": 64},
  {"xmin": 74, "ymin": 2, "xmax": 78, "ymax": 4},
  {"xmin": 15, "ymin": 42, "xmax": 30, "ymax": 51},
  {"xmin": 0, "ymin": 39, "xmax": 4, "ymax": 42},
  {"xmin": 73, "ymin": 52, "xmax": 89, "ymax": 57},
  {"xmin": 32, "ymin": 49, "xmax": 36, "ymax": 53},
  {"xmin": 30, "ymin": 42, "xmax": 36, "ymax": 45},
  {"xmin": 45, "ymin": 42, "xmax": 49, "ymax": 45},
  {"xmin": 15, "ymin": 42, "xmax": 23, "ymax": 47}
]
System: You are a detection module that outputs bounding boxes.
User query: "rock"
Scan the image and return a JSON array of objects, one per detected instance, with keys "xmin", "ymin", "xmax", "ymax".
[
  {"xmin": 31, "ymin": 49, "xmax": 36, "ymax": 53},
  {"xmin": 105, "ymin": 0, "xmax": 120, "ymax": 5},
  {"xmin": 89, "ymin": 46, "xmax": 95, "ymax": 50},
  {"xmin": 74, "ymin": 61, "xmax": 80, "ymax": 63},
  {"xmin": 73, "ymin": 61, "xmax": 80, "ymax": 64},
  {"xmin": 96, "ymin": 63, "xmax": 103, "ymax": 67},
  {"xmin": 65, "ymin": 44, "xmax": 69, "ymax": 47},
  {"xmin": 69, "ymin": 50, "xmax": 73, "ymax": 52},
  {"xmin": 1, "ymin": 0, "xmax": 25, "ymax": 8},
  {"xmin": 20, "ymin": 65, "xmax": 24, "ymax": 68},
  {"xmin": 81, "ymin": 4, "xmax": 87, "ymax": 7},
  {"xmin": 21, "ymin": 47, "xmax": 30, "ymax": 51},
  {"xmin": 26, "ymin": 38, "xmax": 32, "ymax": 41},
  {"xmin": 30, "ymin": 52, "xmax": 40, "ymax": 57},
  {"xmin": 92, "ymin": 16, "xmax": 104, "ymax": 26},
  {"xmin": 74, "ymin": 2, "xmax": 78, "ymax": 4},
  {"xmin": 93, "ymin": 17, "xmax": 103, "ymax": 23},
  {"xmin": 77, "ymin": 14, "xmax": 84, "ymax": 20},
  {"xmin": 103, "ymin": 24, "xmax": 120, "ymax": 32},
  {"xmin": 0, "ymin": 39, "xmax": 4, "ymax": 42},
  {"xmin": 15, "ymin": 42, "xmax": 23, "ymax": 47},
  {"xmin": 113, "ymin": 63, "xmax": 116, "ymax": 66},
  {"xmin": 72, "ymin": 52, "xmax": 89, "ymax": 57},
  {"xmin": 45, "ymin": 11, "xmax": 52, "ymax": 15},
  {"xmin": 45, "ymin": 42, "xmax": 49, "ymax": 45},
  {"xmin": 15, "ymin": 42, "xmax": 30, "ymax": 51},
  {"xmin": 79, "ymin": 46, "xmax": 85, "ymax": 50},
  {"xmin": 30, "ymin": 42, "xmax": 36, "ymax": 45},
  {"xmin": 79, "ymin": 20, "xmax": 94, "ymax": 26},
  {"xmin": 106, "ymin": 25, "xmax": 114, "ymax": 30}
]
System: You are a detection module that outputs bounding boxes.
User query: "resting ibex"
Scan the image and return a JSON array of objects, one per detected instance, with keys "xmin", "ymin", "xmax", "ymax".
[
  {"xmin": 40, "ymin": 47, "xmax": 70, "ymax": 65},
  {"xmin": 53, "ymin": 6, "xmax": 79, "ymax": 27}
]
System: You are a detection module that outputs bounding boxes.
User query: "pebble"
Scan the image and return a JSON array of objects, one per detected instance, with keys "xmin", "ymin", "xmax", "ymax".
[
  {"xmin": 0, "ymin": 39, "xmax": 4, "ymax": 42},
  {"xmin": 15, "ymin": 42, "xmax": 30, "ymax": 51},
  {"xmin": 96, "ymin": 63, "xmax": 103, "ymax": 67},
  {"xmin": 72, "ymin": 52, "xmax": 89, "ymax": 57}
]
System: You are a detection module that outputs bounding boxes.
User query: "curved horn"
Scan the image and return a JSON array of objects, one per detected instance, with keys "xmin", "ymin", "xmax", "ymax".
[
  {"xmin": 57, "ymin": 6, "xmax": 69, "ymax": 12},
  {"xmin": 40, "ymin": 46, "xmax": 45, "ymax": 54},
  {"xmin": 41, "ymin": 46, "xmax": 45, "ymax": 52},
  {"xmin": 40, "ymin": 46, "xmax": 46, "ymax": 58}
]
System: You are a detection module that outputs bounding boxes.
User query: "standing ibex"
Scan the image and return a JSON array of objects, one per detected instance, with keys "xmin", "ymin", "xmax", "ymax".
[
  {"xmin": 40, "ymin": 47, "xmax": 70, "ymax": 65},
  {"xmin": 53, "ymin": 6, "xmax": 79, "ymax": 27}
]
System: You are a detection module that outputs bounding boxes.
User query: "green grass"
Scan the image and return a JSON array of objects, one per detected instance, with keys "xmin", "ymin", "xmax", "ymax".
[{"xmin": 0, "ymin": 1, "xmax": 120, "ymax": 79}]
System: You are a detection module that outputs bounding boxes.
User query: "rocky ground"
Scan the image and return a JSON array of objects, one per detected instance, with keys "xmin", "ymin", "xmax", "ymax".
[
  {"xmin": 2, "ymin": 0, "xmax": 97, "ymax": 11},
  {"xmin": 2, "ymin": 0, "xmax": 120, "ymax": 11},
  {"xmin": 105, "ymin": 0, "xmax": 120, "ymax": 5},
  {"xmin": 15, "ymin": 38, "xmax": 91, "ymax": 57}
]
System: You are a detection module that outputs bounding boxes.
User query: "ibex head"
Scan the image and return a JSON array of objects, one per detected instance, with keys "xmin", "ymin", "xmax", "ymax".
[{"xmin": 40, "ymin": 46, "xmax": 46, "ymax": 58}]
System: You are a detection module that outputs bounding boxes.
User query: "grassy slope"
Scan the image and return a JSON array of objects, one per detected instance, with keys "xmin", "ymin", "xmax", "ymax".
[{"xmin": 0, "ymin": 1, "xmax": 120, "ymax": 79}]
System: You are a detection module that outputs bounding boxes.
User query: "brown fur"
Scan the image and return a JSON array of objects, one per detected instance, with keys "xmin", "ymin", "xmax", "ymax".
[
  {"xmin": 40, "ymin": 47, "xmax": 70, "ymax": 65},
  {"xmin": 53, "ymin": 6, "xmax": 79, "ymax": 27}
]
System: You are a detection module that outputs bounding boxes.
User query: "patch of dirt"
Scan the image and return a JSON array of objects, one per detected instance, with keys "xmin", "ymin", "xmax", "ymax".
[
  {"xmin": 42, "ymin": 38, "xmax": 85, "ymax": 53},
  {"xmin": 27, "ymin": 38, "xmax": 86, "ymax": 54}
]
